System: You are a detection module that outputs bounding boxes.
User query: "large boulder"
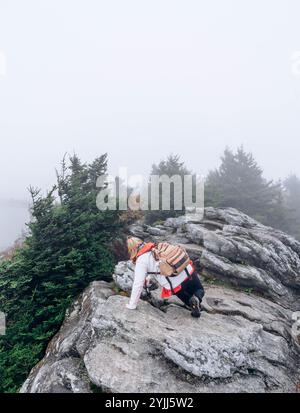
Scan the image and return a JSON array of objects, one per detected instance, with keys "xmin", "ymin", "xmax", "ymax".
[
  {"xmin": 21, "ymin": 208, "xmax": 300, "ymax": 393},
  {"xmin": 21, "ymin": 279, "xmax": 299, "ymax": 393},
  {"xmin": 129, "ymin": 207, "xmax": 300, "ymax": 311}
]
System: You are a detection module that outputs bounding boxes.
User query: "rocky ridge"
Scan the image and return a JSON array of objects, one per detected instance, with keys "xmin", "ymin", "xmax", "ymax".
[{"xmin": 21, "ymin": 208, "xmax": 300, "ymax": 393}]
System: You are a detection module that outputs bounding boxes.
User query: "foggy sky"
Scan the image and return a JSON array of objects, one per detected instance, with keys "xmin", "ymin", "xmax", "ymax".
[{"xmin": 0, "ymin": 1, "xmax": 300, "ymax": 215}]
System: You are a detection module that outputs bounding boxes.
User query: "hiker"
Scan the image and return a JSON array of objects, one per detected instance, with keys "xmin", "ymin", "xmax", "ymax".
[{"xmin": 126, "ymin": 237, "xmax": 205, "ymax": 318}]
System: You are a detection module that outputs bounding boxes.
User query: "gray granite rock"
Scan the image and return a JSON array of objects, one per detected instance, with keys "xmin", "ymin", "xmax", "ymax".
[
  {"xmin": 21, "ymin": 280, "xmax": 299, "ymax": 393},
  {"xmin": 21, "ymin": 208, "xmax": 300, "ymax": 393}
]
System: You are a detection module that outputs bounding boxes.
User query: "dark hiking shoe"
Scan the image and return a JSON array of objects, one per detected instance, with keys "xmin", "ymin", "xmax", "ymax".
[{"xmin": 189, "ymin": 296, "xmax": 201, "ymax": 318}]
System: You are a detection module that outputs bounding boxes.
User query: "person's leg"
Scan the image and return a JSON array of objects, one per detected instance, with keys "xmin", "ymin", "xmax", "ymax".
[
  {"xmin": 175, "ymin": 288, "xmax": 191, "ymax": 307},
  {"xmin": 191, "ymin": 272, "xmax": 205, "ymax": 303},
  {"xmin": 175, "ymin": 273, "xmax": 204, "ymax": 318},
  {"xmin": 190, "ymin": 275, "xmax": 204, "ymax": 317},
  {"xmin": 180, "ymin": 272, "xmax": 204, "ymax": 318}
]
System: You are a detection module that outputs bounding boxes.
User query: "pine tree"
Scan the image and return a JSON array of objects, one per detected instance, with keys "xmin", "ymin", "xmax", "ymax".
[
  {"xmin": 145, "ymin": 154, "xmax": 191, "ymax": 224},
  {"xmin": 205, "ymin": 147, "xmax": 288, "ymax": 229},
  {"xmin": 0, "ymin": 154, "xmax": 122, "ymax": 392},
  {"xmin": 284, "ymin": 174, "xmax": 300, "ymax": 210},
  {"xmin": 283, "ymin": 174, "xmax": 300, "ymax": 240}
]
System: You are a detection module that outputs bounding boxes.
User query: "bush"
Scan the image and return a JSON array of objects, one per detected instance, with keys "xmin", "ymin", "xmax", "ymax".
[{"xmin": 0, "ymin": 154, "xmax": 122, "ymax": 392}]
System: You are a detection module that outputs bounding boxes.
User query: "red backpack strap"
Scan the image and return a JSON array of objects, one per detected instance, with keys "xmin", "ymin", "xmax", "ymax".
[{"xmin": 135, "ymin": 242, "xmax": 156, "ymax": 260}]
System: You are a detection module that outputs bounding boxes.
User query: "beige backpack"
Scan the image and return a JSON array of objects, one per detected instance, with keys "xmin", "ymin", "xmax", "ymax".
[{"xmin": 152, "ymin": 242, "xmax": 190, "ymax": 277}]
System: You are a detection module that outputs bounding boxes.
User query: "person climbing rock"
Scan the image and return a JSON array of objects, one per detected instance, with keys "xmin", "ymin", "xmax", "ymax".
[{"xmin": 126, "ymin": 237, "xmax": 205, "ymax": 318}]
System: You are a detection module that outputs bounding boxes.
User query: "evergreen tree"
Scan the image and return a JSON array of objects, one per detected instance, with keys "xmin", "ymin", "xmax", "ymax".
[
  {"xmin": 284, "ymin": 174, "xmax": 300, "ymax": 210},
  {"xmin": 205, "ymin": 147, "xmax": 289, "ymax": 230},
  {"xmin": 0, "ymin": 154, "xmax": 122, "ymax": 392},
  {"xmin": 283, "ymin": 174, "xmax": 300, "ymax": 239},
  {"xmin": 145, "ymin": 154, "xmax": 191, "ymax": 225}
]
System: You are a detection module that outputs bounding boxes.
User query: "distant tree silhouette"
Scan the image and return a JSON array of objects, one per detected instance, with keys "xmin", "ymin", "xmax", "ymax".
[
  {"xmin": 145, "ymin": 154, "xmax": 191, "ymax": 225},
  {"xmin": 205, "ymin": 147, "xmax": 293, "ymax": 233}
]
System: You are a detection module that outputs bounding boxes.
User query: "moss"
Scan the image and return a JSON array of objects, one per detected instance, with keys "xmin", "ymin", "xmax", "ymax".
[
  {"xmin": 202, "ymin": 276, "xmax": 264, "ymax": 298},
  {"xmin": 153, "ymin": 220, "xmax": 166, "ymax": 226},
  {"xmin": 111, "ymin": 282, "xmax": 129, "ymax": 297}
]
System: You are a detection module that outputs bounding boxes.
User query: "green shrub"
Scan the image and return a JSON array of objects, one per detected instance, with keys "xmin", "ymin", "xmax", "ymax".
[{"xmin": 0, "ymin": 154, "xmax": 122, "ymax": 392}]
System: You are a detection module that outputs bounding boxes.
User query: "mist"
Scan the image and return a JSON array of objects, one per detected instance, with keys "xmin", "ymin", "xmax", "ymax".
[
  {"xmin": 1, "ymin": 0, "xmax": 300, "ymax": 249},
  {"xmin": 0, "ymin": 200, "xmax": 30, "ymax": 250}
]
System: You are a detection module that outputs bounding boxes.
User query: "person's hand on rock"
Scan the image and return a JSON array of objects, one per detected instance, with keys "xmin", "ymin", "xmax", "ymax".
[{"xmin": 126, "ymin": 303, "xmax": 136, "ymax": 310}]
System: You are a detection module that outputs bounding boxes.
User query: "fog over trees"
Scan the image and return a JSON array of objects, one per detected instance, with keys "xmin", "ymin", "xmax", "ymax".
[
  {"xmin": 0, "ymin": 200, "xmax": 29, "ymax": 251},
  {"xmin": 1, "ymin": 1, "xmax": 300, "ymax": 395}
]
